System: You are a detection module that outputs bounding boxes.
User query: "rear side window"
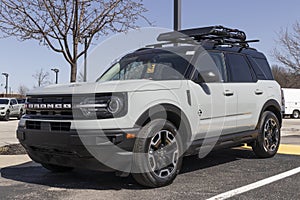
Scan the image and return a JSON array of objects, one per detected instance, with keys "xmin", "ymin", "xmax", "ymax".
[
  {"xmin": 226, "ymin": 53, "xmax": 254, "ymax": 82},
  {"xmin": 247, "ymin": 56, "xmax": 266, "ymax": 80},
  {"xmin": 252, "ymin": 57, "xmax": 273, "ymax": 80}
]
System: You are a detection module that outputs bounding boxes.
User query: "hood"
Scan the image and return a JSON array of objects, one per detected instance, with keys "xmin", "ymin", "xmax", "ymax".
[
  {"xmin": 28, "ymin": 80, "xmax": 185, "ymax": 95},
  {"xmin": 0, "ymin": 104, "xmax": 8, "ymax": 107}
]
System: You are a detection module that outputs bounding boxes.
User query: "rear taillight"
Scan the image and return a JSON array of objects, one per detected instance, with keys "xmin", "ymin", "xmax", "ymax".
[{"xmin": 281, "ymin": 89, "xmax": 285, "ymax": 106}]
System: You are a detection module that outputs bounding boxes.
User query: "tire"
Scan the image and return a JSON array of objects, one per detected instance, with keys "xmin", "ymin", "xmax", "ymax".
[
  {"xmin": 17, "ymin": 110, "xmax": 23, "ymax": 120},
  {"xmin": 4, "ymin": 111, "xmax": 10, "ymax": 121},
  {"xmin": 132, "ymin": 119, "xmax": 183, "ymax": 188},
  {"xmin": 41, "ymin": 163, "xmax": 74, "ymax": 173},
  {"xmin": 292, "ymin": 110, "xmax": 300, "ymax": 119},
  {"xmin": 252, "ymin": 111, "xmax": 281, "ymax": 158}
]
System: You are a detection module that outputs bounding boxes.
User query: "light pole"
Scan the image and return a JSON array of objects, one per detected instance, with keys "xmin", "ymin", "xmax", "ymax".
[
  {"xmin": 174, "ymin": 0, "xmax": 181, "ymax": 31},
  {"xmin": 51, "ymin": 68, "xmax": 59, "ymax": 84},
  {"xmin": 84, "ymin": 36, "xmax": 88, "ymax": 82},
  {"xmin": 1, "ymin": 72, "xmax": 9, "ymax": 95}
]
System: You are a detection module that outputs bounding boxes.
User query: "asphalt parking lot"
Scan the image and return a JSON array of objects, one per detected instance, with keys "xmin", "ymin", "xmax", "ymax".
[{"xmin": 0, "ymin": 119, "xmax": 299, "ymax": 200}]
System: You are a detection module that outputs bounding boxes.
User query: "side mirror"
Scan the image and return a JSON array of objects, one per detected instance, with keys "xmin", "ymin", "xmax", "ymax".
[{"xmin": 193, "ymin": 73, "xmax": 205, "ymax": 84}]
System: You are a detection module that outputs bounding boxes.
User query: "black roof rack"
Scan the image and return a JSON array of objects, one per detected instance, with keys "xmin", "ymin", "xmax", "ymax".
[{"xmin": 156, "ymin": 26, "xmax": 259, "ymax": 47}]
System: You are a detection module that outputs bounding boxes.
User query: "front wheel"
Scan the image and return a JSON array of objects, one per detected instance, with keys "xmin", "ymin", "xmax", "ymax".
[
  {"xmin": 132, "ymin": 119, "xmax": 183, "ymax": 187},
  {"xmin": 252, "ymin": 111, "xmax": 280, "ymax": 158},
  {"xmin": 4, "ymin": 111, "xmax": 10, "ymax": 121},
  {"xmin": 292, "ymin": 110, "xmax": 300, "ymax": 119}
]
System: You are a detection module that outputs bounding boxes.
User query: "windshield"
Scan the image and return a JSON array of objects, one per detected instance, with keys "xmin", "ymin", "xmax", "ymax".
[
  {"xmin": 0, "ymin": 99, "xmax": 9, "ymax": 104},
  {"xmin": 17, "ymin": 99, "xmax": 25, "ymax": 104},
  {"xmin": 97, "ymin": 51, "xmax": 192, "ymax": 82}
]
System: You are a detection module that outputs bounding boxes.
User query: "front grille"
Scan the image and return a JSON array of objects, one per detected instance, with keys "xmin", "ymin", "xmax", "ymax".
[
  {"xmin": 25, "ymin": 121, "xmax": 71, "ymax": 132},
  {"xmin": 26, "ymin": 95, "xmax": 74, "ymax": 119},
  {"xmin": 24, "ymin": 93, "xmax": 120, "ymax": 120},
  {"xmin": 26, "ymin": 121, "xmax": 41, "ymax": 130},
  {"xmin": 26, "ymin": 110, "xmax": 73, "ymax": 116},
  {"xmin": 51, "ymin": 122, "xmax": 71, "ymax": 131}
]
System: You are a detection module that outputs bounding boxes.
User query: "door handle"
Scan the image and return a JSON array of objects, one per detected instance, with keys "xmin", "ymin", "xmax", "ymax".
[
  {"xmin": 255, "ymin": 89, "xmax": 263, "ymax": 95},
  {"xmin": 224, "ymin": 90, "xmax": 234, "ymax": 96}
]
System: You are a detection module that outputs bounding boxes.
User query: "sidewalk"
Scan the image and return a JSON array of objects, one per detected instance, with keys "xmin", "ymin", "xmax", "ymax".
[
  {"xmin": 0, "ymin": 120, "xmax": 19, "ymax": 147},
  {"xmin": 0, "ymin": 155, "xmax": 32, "ymax": 169}
]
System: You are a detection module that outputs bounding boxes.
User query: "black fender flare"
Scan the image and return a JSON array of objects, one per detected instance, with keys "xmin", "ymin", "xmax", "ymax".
[
  {"xmin": 256, "ymin": 99, "xmax": 282, "ymax": 128},
  {"xmin": 135, "ymin": 103, "xmax": 193, "ymax": 150}
]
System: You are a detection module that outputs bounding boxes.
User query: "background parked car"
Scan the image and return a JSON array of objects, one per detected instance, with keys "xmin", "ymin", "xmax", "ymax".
[
  {"xmin": 17, "ymin": 98, "xmax": 27, "ymax": 115},
  {"xmin": 0, "ymin": 98, "xmax": 24, "ymax": 121},
  {"xmin": 282, "ymin": 88, "xmax": 300, "ymax": 118}
]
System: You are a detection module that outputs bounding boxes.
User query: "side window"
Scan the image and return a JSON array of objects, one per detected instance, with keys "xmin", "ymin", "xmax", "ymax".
[
  {"xmin": 11, "ymin": 99, "xmax": 17, "ymax": 105},
  {"xmin": 226, "ymin": 53, "xmax": 254, "ymax": 82},
  {"xmin": 253, "ymin": 57, "xmax": 273, "ymax": 80},
  {"xmin": 209, "ymin": 52, "xmax": 227, "ymax": 82},
  {"xmin": 192, "ymin": 51, "xmax": 226, "ymax": 83},
  {"xmin": 247, "ymin": 56, "xmax": 266, "ymax": 80}
]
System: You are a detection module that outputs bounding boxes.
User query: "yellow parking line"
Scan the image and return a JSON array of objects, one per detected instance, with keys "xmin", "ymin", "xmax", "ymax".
[
  {"xmin": 242, "ymin": 144, "xmax": 300, "ymax": 156},
  {"xmin": 278, "ymin": 144, "xmax": 300, "ymax": 156}
]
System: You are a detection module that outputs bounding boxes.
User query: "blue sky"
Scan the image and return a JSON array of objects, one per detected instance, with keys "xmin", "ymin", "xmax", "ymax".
[{"xmin": 0, "ymin": 0, "xmax": 299, "ymax": 93}]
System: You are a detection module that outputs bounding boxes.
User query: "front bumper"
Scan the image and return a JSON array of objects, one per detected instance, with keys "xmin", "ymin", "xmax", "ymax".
[{"xmin": 17, "ymin": 125, "xmax": 139, "ymax": 172}]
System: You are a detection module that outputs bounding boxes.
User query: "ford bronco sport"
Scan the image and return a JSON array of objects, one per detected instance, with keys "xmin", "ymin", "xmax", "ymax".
[{"xmin": 17, "ymin": 26, "xmax": 282, "ymax": 187}]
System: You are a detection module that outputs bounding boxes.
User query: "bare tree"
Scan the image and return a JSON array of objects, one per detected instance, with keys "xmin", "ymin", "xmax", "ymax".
[
  {"xmin": 18, "ymin": 85, "xmax": 29, "ymax": 96},
  {"xmin": 32, "ymin": 68, "xmax": 51, "ymax": 87},
  {"xmin": 273, "ymin": 21, "xmax": 300, "ymax": 74},
  {"xmin": 272, "ymin": 65, "xmax": 300, "ymax": 88},
  {"xmin": 0, "ymin": 0, "xmax": 148, "ymax": 82}
]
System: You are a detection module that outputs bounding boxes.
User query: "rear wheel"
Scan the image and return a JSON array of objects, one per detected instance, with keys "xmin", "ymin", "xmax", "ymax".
[
  {"xmin": 17, "ymin": 110, "xmax": 23, "ymax": 120},
  {"xmin": 292, "ymin": 110, "xmax": 300, "ymax": 119},
  {"xmin": 252, "ymin": 111, "xmax": 280, "ymax": 158},
  {"xmin": 132, "ymin": 119, "xmax": 183, "ymax": 187},
  {"xmin": 41, "ymin": 163, "xmax": 74, "ymax": 173}
]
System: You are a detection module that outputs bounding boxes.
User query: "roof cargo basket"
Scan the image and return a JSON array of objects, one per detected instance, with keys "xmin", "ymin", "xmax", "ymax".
[{"xmin": 157, "ymin": 26, "xmax": 258, "ymax": 47}]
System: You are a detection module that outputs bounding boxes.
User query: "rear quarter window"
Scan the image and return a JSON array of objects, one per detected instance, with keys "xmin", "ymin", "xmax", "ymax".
[{"xmin": 252, "ymin": 57, "xmax": 273, "ymax": 80}]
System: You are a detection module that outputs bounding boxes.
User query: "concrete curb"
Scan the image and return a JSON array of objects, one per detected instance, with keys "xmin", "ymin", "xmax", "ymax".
[{"xmin": 0, "ymin": 155, "xmax": 32, "ymax": 169}]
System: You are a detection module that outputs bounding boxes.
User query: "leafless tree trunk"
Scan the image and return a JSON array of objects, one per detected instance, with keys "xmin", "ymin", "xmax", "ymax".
[
  {"xmin": 18, "ymin": 85, "xmax": 30, "ymax": 96},
  {"xmin": 0, "ymin": 0, "xmax": 149, "ymax": 82},
  {"xmin": 32, "ymin": 68, "xmax": 51, "ymax": 87},
  {"xmin": 272, "ymin": 65, "xmax": 300, "ymax": 88},
  {"xmin": 272, "ymin": 21, "xmax": 300, "ymax": 74}
]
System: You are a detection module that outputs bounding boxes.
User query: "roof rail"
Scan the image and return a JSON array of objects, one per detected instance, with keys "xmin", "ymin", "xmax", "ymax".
[{"xmin": 157, "ymin": 26, "xmax": 259, "ymax": 47}]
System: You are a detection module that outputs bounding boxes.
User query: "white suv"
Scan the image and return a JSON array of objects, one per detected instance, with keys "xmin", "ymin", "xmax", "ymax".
[
  {"xmin": 0, "ymin": 98, "xmax": 23, "ymax": 120},
  {"xmin": 17, "ymin": 26, "xmax": 282, "ymax": 187}
]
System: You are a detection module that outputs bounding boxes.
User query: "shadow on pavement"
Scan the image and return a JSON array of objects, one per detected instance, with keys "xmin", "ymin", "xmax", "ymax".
[{"xmin": 0, "ymin": 148, "xmax": 256, "ymax": 190}]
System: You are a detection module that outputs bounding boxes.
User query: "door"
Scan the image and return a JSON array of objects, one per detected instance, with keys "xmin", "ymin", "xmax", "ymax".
[
  {"xmin": 10, "ymin": 99, "xmax": 18, "ymax": 115},
  {"xmin": 191, "ymin": 51, "xmax": 237, "ymax": 139},
  {"xmin": 225, "ymin": 53, "xmax": 258, "ymax": 132}
]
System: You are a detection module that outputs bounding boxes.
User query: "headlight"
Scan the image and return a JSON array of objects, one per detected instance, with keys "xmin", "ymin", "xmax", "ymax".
[
  {"xmin": 75, "ymin": 93, "xmax": 127, "ymax": 119},
  {"xmin": 0, "ymin": 107, "xmax": 5, "ymax": 110},
  {"xmin": 107, "ymin": 96, "xmax": 123, "ymax": 114}
]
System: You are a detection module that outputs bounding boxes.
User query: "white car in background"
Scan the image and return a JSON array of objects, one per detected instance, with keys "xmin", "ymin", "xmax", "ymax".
[{"xmin": 0, "ymin": 98, "xmax": 24, "ymax": 121}]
